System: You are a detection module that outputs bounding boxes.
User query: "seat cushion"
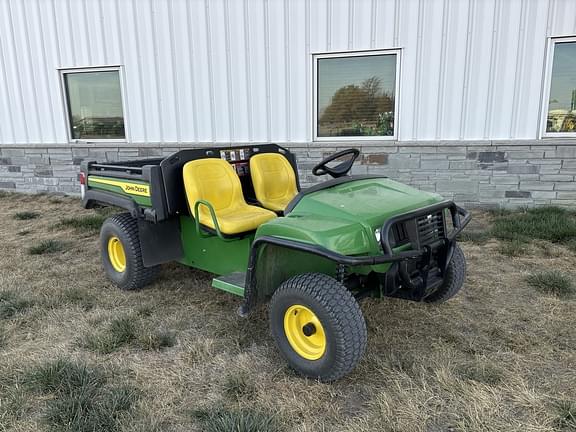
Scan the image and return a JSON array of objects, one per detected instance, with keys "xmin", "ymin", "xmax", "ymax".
[
  {"xmin": 215, "ymin": 204, "xmax": 277, "ymax": 234},
  {"xmin": 250, "ymin": 153, "xmax": 298, "ymax": 212},
  {"xmin": 183, "ymin": 158, "xmax": 276, "ymax": 235}
]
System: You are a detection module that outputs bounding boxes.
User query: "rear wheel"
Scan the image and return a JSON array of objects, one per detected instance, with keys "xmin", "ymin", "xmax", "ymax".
[
  {"xmin": 269, "ymin": 273, "xmax": 367, "ymax": 381},
  {"xmin": 425, "ymin": 244, "xmax": 466, "ymax": 303},
  {"xmin": 100, "ymin": 213, "xmax": 159, "ymax": 290}
]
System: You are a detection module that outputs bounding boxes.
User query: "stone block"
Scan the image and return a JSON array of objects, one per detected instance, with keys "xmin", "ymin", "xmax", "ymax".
[
  {"xmin": 540, "ymin": 174, "xmax": 574, "ymax": 181},
  {"xmin": 138, "ymin": 148, "xmax": 162, "ymax": 157},
  {"xmin": 520, "ymin": 181, "xmax": 555, "ymax": 191},
  {"xmin": 387, "ymin": 156, "xmax": 420, "ymax": 169},
  {"xmin": 361, "ymin": 153, "xmax": 388, "ymax": 165},
  {"xmin": 507, "ymin": 165, "xmax": 539, "ymax": 174},
  {"xmin": 0, "ymin": 158, "xmax": 11, "ymax": 165},
  {"xmin": 0, "ymin": 181, "xmax": 16, "ymax": 188},
  {"xmin": 449, "ymin": 161, "xmax": 478, "ymax": 170},
  {"xmin": 421, "ymin": 160, "xmax": 449, "ymax": 170},
  {"xmin": 436, "ymin": 180, "xmax": 478, "ymax": 193},
  {"xmin": 531, "ymin": 191, "xmax": 557, "ymax": 199},
  {"xmin": 1, "ymin": 149, "xmax": 25, "ymax": 157},
  {"xmin": 490, "ymin": 176, "xmax": 519, "ymax": 185},
  {"xmin": 8, "ymin": 166, "xmax": 21, "ymax": 173},
  {"xmin": 468, "ymin": 151, "xmax": 507, "ymax": 162},
  {"xmin": 554, "ymin": 146, "xmax": 576, "ymax": 158},
  {"xmin": 399, "ymin": 146, "xmax": 437, "ymax": 153},
  {"xmin": 505, "ymin": 190, "xmax": 531, "ymax": 198},
  {"xmin": 34, "ymin": 166, "xmax": 53, "ymax": 177},
  {"xmin": 506, "ymin": 151, "xmax": 545, "ymax": 159},
  {"xmin": 556, "ymin": 192, "xmax": 576, "ymax": 200},
  {"xmin": 554, "ymin": 183, "xmax": 576, "ymax": 191}
]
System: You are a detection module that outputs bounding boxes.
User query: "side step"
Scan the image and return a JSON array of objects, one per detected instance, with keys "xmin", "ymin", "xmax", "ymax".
[{"xmin": 212, "ymin": 272, "xmax": 246, "ymax": 297}]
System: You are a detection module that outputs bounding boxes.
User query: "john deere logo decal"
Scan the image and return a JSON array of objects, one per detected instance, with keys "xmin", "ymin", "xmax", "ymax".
[
  {"xmin": 122, "ymin": 184, "xmax": 150, "ymax": 196},
  {"xmin": 88, "ymin": 177, "xmax": 151, "ymax": 197}
]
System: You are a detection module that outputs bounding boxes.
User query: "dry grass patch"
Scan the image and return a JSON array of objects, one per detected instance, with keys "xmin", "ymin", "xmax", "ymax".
[
  {"xmin": 192, "ymin": 407, "xmax": 282, "ymax": 432},
  {"xmin": 526, "ymin": 272, "xmax": 574, "ymax": 297},
  {"xmin": 57, "ymin": 214, "xmax": 107, "ymax": 233},
  {"xmin": 1, "ymin": 193, "xmax": 576, "ymax": 431},
  {"xmin": 24, "ymin": 358, "xmax": 139, "ymax": 432},
  {"xmin": 28, "ymin": 239, "xmax": 67, "ymax": 255},
  {"xmin": 82, "ymin": 315, "xmax": 176, "ymax": 354},
  {"xmin": 0, "ymin": 290, "xmax": 33, "ymax": 319},
  {"xmin": 14, "ymin": 211, "xmax": 39, "ymax": 220}
]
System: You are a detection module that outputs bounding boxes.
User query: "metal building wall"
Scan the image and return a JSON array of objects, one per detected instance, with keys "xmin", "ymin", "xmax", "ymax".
[{"xmin": 0, "ymin": 0, "xmax": 575, "ymax": 145}]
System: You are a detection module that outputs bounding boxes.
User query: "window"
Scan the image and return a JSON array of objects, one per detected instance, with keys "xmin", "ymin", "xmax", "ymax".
[
  {"xmin": 543, "ymin": 38, "xmax": 576, "ymax": 136},
  {"xmin": 61, "ymin": 67, "xmax": 125, "ymax": 141},
  {"xmin": 313, "ymin": 50, "xmax": 400, "ymax": 141}
]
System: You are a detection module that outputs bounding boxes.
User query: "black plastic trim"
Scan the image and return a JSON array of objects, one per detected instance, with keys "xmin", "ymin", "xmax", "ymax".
[{"xmin": 82, "ymin": 189, "xmax": 140, "ymax": 217}]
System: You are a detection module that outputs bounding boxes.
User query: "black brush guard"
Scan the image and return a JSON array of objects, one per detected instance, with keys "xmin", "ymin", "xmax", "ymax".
[{"xmin": 240, "ymin": 200, "xmax": 471, "ymax": 315}]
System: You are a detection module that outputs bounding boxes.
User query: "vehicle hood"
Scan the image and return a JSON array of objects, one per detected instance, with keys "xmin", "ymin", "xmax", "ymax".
[{"xmin": 256, "ymin": 177, "xmax": 445, "ymax": 255}]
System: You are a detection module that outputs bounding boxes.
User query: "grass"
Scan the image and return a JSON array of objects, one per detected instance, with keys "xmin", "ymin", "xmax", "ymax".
[
  {"xmin": 554, "ymin": 399, "xmax": 576, "ymax": 430},
  {"xmin": 57, "ymin": 214, "xmax": 107, "ymax": 233},
  {"xmin": 82, "ymin": 315, "xmax": 176, "ymax": 354},
  {"xmin": 192, "ymin": 408, "xmax": 281, "ymax": 432},
  {"xmin": 14, "ymin": 211, "xmax": 39, "ymax": 220},
  {"xmin": 457, "ymin": 229, "xmax": 491, "ymax": 244},
  {"xmin": 497, "ymin": 239, "xmax": 528, "ymax": 257},
  {"xmin": 526, "ymin": 271, "xmax": 574, "ymax": 297},
  {"xmin": 83, "ymin": 316, "xmax": 138, "ymax": 354},
  {"xmin": 138, "ymin": 329, "xmax": 177, "ymax": 351},
  {"xmin": 223, "ymin": 372, "xmax": 256, "ymax": 400},
  {"xmin": 491, "ymin": 206, "xmax": 576, "ymax": 244},
  {"xmin": 1, "ymin": 193, "xmax": 576, "ymax": 431},
  {"xmin": 28, "ymin": 239, "xmax": 67, "ymax": 255},
  {"xmin": 25, "ymin": 359, "xmax": 138, "ymax": 432},
  {"xmin": 25, "ymin": 358, "xmax": 107, "ymax": 394},
  {"xmin": 0, "ymin": 290, "xmax": 33, "ymax": 319}
]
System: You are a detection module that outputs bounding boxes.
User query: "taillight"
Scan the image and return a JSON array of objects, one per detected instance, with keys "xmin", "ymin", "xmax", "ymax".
[{"xmin": 78, "ymin": 172, "xmax": 86, "ymax": 185}]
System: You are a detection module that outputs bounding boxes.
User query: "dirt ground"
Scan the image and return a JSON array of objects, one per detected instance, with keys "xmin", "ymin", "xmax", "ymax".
[{"xmin": 0, "ymin": 192, "xmax": 575, "ymax": 432}]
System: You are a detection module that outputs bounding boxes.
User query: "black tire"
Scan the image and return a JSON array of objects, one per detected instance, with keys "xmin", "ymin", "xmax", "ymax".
[
  {"xmin": 424, "ymin": 244, "xmax": 466, "ymax": 303},
  {"xmin": 100, "ymin": 213, "xmax": 159, "ymax": 290},
  {"xmin": 269, "ymin": 273, "xmax": 367, "ymax": 381}
]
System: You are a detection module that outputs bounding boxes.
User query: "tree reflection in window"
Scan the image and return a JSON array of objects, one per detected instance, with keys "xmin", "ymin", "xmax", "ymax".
[{"xmin": 317, "ymin": 54, "xmax": 396, "ymax": 138}]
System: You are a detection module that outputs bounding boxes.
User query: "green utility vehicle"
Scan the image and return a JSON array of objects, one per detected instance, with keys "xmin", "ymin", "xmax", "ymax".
[{"xmin": 80, "ymin": 145, "xmax": 470, "ymax": 381}]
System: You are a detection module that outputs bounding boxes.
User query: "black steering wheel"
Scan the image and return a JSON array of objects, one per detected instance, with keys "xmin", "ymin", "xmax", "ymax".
[{"xmin": 312, "ymin": 148, "xmax": 360, "ymax": 178}]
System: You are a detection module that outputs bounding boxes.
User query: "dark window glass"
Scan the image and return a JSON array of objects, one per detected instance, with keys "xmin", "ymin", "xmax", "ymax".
[
  {"xmin": 547, "ymin": 42, "xmax": 576, "ymax": 133},
  {"xmin": 317, "ymin": 54, "xmax": 396, "ymax": 138},
  {"xmin": 64, "ymin": 71, "xmax": 125, "ymax": 139}
]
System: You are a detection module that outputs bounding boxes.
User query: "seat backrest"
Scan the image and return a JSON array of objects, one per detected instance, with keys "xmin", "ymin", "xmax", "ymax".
[
  {"xmin": 250, "ymin": 153, "xmax": 298, "ymax": 209},
  {"xmin": 183, "ymin": 158, "xmax": 245, "ymax": 214}
]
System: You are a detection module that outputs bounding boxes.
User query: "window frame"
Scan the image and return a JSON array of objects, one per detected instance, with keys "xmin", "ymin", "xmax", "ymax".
[
  {"xmin": 540, "ymin": 36, "xmax": 576, "ymax": 138},
  {"xmin": 312, "ymin": 48, "xmax": 401, "ymax": 142},
  {"xmin": 58, "ymin": 65, "xmax": 128, "ymax": 143}
]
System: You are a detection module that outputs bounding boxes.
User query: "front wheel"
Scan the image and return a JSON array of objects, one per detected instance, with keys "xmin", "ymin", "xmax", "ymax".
[
  {"xmin": 424, "ymin": 244, "xmax": 466, "ymax": 303},
  {"xmin": 269, "ymin": 273, "xmax": 367, "ymax": 381},
  {"xmin": 100, "ymin": 213, "xmax": 159, "ymax": 290}
]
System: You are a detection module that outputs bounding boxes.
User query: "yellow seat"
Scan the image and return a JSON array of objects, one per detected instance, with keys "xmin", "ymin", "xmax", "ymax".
[
  {"xmin": 183, "ymin": 158, "xmax": 276, "ymax": 235},
  {"xmin": 250, "ymin": 153, "xmax": 298, "ymax": 212}
]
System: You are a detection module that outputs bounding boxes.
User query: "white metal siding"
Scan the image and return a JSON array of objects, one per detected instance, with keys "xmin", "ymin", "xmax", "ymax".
[{"xmin": 0, "ymin": 0, "xmax": 575, "ymax": 145}]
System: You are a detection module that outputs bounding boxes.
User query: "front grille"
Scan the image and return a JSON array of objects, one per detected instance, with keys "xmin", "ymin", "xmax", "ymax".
[
  {"xmin": 390, "ymin": 222, "xmax": 409, "ymax": 247},
  {"xmin": 416, "ymin": 211, "xmax": 445, "ymax": 245}
]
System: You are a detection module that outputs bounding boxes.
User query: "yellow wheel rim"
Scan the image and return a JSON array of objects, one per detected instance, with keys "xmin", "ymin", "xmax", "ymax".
[
  {"xmin": 284, "ymin": 304, "xmax": 326, "ymax": 360},
  {"xmin": 107, "ymin": 236, "xmax": 126, "ymax": 273}
]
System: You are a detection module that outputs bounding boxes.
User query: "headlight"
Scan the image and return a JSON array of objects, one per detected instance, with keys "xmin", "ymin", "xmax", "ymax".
[{"xmin": 374, "ymin": 228, "xmax": 381, "ymax": 243}]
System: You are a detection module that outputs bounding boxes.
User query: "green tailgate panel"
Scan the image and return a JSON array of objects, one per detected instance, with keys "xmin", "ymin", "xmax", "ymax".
[{"xmin": 87, "ymin": 175, "xmax": 153, "ymax": 207}]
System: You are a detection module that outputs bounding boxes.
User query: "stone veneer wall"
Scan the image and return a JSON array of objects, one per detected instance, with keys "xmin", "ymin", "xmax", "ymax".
[{"xmin": 1, "ymin": 140, "xmax": 575, "ymax": 208}]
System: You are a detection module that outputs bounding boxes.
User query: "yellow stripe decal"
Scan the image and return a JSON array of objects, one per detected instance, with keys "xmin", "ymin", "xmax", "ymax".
[{"xmin": 89, "ymin": 177, "xmax": 151, "ymax": 197}]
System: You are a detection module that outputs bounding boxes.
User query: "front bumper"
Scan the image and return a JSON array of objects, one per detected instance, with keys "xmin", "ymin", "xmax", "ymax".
[{"xmin": 240, "ymin": 201, "xmax": 471, "ymax": 314}]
